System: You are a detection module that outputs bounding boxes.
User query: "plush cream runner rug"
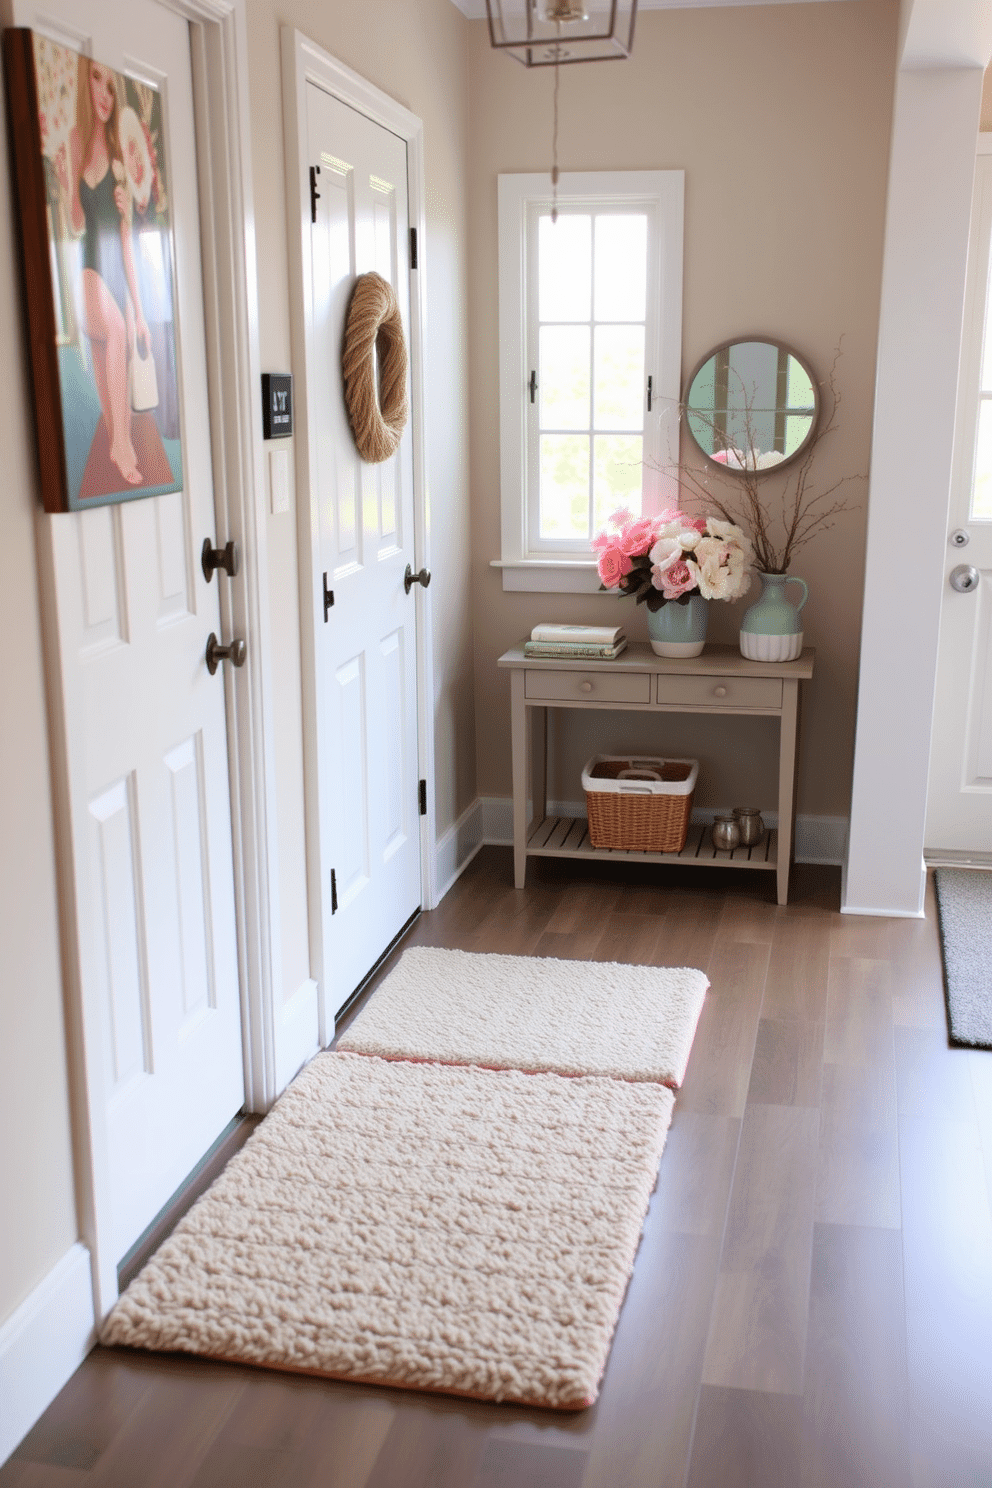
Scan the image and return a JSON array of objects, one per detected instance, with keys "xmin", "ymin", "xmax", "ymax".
[
  {"xmin": 103, "ymin": 1051, "xmax": 674, "ymax": 1409},
  {"xmin": 336, "ymin": 947, "xmax": 708, "ymax": 1089}
]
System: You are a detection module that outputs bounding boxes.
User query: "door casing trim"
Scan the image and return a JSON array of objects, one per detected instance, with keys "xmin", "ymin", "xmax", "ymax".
[{"xmin": 281, "ymin": 27, "xmax": 438, "ymax": 1045}]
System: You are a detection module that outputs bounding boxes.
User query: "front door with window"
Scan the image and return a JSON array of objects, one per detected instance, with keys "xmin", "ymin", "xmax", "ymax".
[
  {"xmin": 15, "ymin": 0, "xmax": 246, "ymax": 1270},
  {"xmin": 926, "ymin": 142, "xmax": 992, "ymax": 857}
]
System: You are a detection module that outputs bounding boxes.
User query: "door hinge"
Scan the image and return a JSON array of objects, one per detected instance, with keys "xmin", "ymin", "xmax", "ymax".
[
  {"xmin": 310, "ymin": 164, "xmax": 321, "ymax": 224},
  {"xmin": 323, "ymin": 571, "xmax": 334, "ymax": 622},
  {"xmin": 419, "ymin": 779, "xmax": 427, "ymax": 816},
  {"xmin": 331, "ymin": 867, "xmax": 338, "ymax": 914},
  {"xmin": 529, "ymin": 370, "xmax": 537, "ymax": 404},
  {"xmin": 647, "ymin": 374, "xmax": 653, "ymax": 412},
  {"xmin": 410, "ymin": 226, "xmax": 418, "ymax": 269}
]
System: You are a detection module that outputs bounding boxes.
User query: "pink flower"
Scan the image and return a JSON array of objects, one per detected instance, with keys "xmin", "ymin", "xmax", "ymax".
[
  {"xmin": 659, "ymin": 559, "xmax": 698, "ymax": 600},
  {"xmin": 618, "ymin": 517, "xmax": 657, "ymax": 556},
  {"xmin": 609, "ymin": 507, "xmax": 634, "ymax": 530},
  {"xmin": 598, "ymin": 545, "xmax": 633, "ymax": 588},
  {"xmin": 683, "ymin": 516, "xmax": 707, "ymax": 533},
  {"xmin": 591, "ymin": 530, "xmax": 610, "ymax": 552}
]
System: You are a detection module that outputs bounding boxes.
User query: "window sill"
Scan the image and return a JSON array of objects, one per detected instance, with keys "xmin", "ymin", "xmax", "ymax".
[{"xmin": 490, "ymin": 559, "xmax": 610, "ymax": 594}]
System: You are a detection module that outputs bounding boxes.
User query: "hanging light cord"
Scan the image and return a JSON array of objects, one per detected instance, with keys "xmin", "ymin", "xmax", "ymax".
[{"xmin": 551, "ymin": 46, "xmax": 561, "ymax": 222}]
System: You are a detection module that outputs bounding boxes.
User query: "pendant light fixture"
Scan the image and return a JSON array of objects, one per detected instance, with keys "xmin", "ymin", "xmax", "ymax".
[{"xmin": 485, "ymin": 0, "xmax": 638, "ymax": 67}]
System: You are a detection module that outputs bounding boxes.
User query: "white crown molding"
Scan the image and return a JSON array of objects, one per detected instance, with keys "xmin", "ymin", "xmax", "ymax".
[{"xmin": 451, "ymin": 0, "xmax": 857, "ymax": 18}]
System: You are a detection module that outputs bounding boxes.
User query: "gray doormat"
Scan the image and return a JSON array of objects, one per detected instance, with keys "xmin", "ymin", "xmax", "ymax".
[{"xmin": 933, "ymin": 868, "xmax": 992, "ymax": 1049}]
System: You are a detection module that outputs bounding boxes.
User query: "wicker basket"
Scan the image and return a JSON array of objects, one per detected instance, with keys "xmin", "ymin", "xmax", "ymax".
[{"xmin": 581, "ymin": 754, "xmax": 698, "ymax": 853}]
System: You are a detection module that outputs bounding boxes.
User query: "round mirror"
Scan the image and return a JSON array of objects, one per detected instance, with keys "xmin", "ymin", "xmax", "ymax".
[{"xmin": 684, "ymin": 338, "xmax": 819, "ymax": 474}]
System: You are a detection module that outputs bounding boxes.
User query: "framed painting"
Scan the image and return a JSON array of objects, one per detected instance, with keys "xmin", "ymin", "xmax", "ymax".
[{"xmin": 3, "ymin": 28, "xmax": 182, "ymax": 512}]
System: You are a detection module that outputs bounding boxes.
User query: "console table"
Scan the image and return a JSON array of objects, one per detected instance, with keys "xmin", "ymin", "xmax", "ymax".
[{"xmin": 497, "ymin": 642, "xmax": 815, "ymax": 905}]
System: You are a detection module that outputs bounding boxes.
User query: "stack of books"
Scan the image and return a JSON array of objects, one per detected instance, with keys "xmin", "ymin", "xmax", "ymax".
[{"xmin": 523, "ymin": 623, "xmax": 628, "ymax": 660}]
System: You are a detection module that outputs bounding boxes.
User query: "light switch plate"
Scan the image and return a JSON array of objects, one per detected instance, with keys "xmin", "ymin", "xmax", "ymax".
[{"xmin": 269, "ymin": 447, "xmax": 290, "ymax": 515}]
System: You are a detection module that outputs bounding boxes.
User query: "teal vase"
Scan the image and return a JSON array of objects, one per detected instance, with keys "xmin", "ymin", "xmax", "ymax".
[
  {"xmin": 739, "ymin": 573, "xmax": 808, "ymax": 662},
  {"xmin": 647, "ymin": 595, "xmax": 709, "ymax": 657}
]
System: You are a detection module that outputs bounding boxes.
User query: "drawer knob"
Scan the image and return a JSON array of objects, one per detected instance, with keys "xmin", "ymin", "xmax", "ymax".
[
  {"xmin": 580, "ymin": 680, "xmax": 593, "ymax": 693},
  {"xmin": 714, "ymin": 685, "xmax": 728, "ymax": 698}
]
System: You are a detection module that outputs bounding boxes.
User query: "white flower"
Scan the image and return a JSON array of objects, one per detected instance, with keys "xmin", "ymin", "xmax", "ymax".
[
  {"xmin": 648, "ymin": 536, "xmax": 681, "ymax": 568},
  {"xmin": 676, "ymin": 528, "xmax": 701, "ymax": 551},
  {"xmin": 756, "ymin": 449, "xmax": 786, "ymax": 469},
  {"xmin": 694, "ymin": 535, "xmax": 751, "ymax": 601}
]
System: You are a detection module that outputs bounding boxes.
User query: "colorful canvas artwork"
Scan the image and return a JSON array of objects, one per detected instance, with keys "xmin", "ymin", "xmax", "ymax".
[{"xmin": 3, "ymin": 29, "xmax": 182, "ymax": 511}]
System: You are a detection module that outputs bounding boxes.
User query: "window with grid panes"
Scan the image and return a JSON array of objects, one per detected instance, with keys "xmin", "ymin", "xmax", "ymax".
[{"xmin": 497, "ymin": 171, "xmax": 684, "ymax": 591}]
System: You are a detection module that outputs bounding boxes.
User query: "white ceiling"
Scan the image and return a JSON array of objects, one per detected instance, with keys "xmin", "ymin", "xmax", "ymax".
[{"xmin": 449, "ymin": 0, "xmax": 855, "ymax": 19}]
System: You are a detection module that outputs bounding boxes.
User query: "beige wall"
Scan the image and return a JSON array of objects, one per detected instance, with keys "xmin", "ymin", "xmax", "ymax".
[
  {"xmin": 983, "ymin": 62, "xmax": 992, "ymax": 129},
  {"xmin": 0, "ymin": 0, "xmax": 473, "ymax": 1326},
  {"xmin": 0, "ymin": 2, "xmax": 79, "ymax": 1323},
  {"xmin": 468, "ymin": 0, "xmax": 898, "ymax": 818}
]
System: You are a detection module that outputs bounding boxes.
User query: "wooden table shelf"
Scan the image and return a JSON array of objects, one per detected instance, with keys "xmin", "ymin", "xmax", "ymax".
[
  {"xmin": 528, "ymin": 815, "xmax": 779, "ymax": 870},
  {"xmin": 498, "ymin": 641, "xmax": 815, "ymax": 905}
]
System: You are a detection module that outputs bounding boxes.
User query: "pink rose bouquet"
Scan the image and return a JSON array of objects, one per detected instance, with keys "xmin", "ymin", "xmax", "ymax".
[{"xmin": 594, "ymin": 507, "xmax": 753, "ymax": 611}]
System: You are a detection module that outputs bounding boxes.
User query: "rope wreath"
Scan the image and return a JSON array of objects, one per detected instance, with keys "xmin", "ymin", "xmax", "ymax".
[{"xmin": 342, "ymin": 271, "xmax": 409, "ymax": 464}]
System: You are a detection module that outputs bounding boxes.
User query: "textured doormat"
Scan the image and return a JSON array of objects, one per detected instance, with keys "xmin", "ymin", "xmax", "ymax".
[
  {"xmin": 934, "ymin": 868, "xmax": 992, "ymax": 1049},
  {"xmin": 102, "ymin": 1052, "xmax": 674, "ymax": 1409},
  {"xmin": 336, "ymin": 947, "xmax": 708, "ymax": 1089}
]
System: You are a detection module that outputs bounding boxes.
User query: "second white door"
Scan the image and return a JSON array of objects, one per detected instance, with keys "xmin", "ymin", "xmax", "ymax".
[{"xmin": 305, "ymin": 84, "xmax": 422, "ymax": 1020}]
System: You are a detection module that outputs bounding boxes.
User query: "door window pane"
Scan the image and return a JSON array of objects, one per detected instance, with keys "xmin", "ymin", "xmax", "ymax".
[
  {"xmin": 594, "ymin": 215, "xmax": 647, "ymax": 322},
  {"xmin": 540, "ymin": 435, "xmax": 590, "ymax": 538},
  {"xmin": 593, "ymin": 435, "xmax": 643, "ymax": 532},
  {"xmin": 539, "ymin": 214, "xmax": 591, "ymax": 322},
  {"xmin": 972, "ymin": 399, "xmax": 992, "ymax": 520},
  {"xmin": 540, "ymin": 325, "xmax": 591, "ymax": 430},
  {"xmin": 594, "ymin": 325, "xmax": 645, "ymax": 430}
]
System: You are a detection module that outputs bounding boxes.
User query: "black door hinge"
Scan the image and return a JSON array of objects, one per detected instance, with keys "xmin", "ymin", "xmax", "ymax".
[
  {"xmin": 647, "ymin": 374, "xmax": 653, "ymax": 412},
  {"xmin": 331, "ymin": 867, "xmax": 338, "ymax": 914},
  {"xmin": 310, "ymin": 164, "xmax": 321, "ymax": 224},
  {"xmin": 410, "ymin": 227, "xmax": 418, "ymax": 269},
  {"xmin": 529, "ymin": 370, "xmax": 537, "ymax": 404},
  {"xmin": 323, "ymin": 571, "xmax": 334, "ymax": 622},
  {"xmin": 419, "ymin": 779, "xmax": 427, "ymax": 816}
]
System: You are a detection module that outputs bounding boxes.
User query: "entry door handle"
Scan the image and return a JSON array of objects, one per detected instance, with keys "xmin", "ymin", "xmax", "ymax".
[
  {"xmin": 950, "ymin": 565, "xmax": 980, "ymax": 593},
  {"xmin": 404, "ymin": 564, "xmax": 431, "ymax": 594},
  {"xmin": 202, "ymin": 538, "xmax": 239, "ymax": 582},
  {"xmin": 206, "ymin": 633, "xmax": 247, "ymax": 674}
]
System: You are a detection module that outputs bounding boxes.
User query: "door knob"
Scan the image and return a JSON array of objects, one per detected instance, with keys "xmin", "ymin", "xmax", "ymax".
[
  {"xmin": 206, "ymin": 633, "xmax": 247, "ymax": 674},
  {"xmin": 950, "ymin": 565, "xmax": 980, "ymax": 594},
  {"xmin": 404, "ymin": 564, "xmax": 431, "ymax": 594},
  {"xmin": 202, "ymin": 538, "xmax": 239, "ymax": 582}
]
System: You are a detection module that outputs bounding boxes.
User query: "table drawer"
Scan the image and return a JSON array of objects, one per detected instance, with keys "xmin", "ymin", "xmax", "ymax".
[
  {"xmin": 655, "ymin": 674, "xmax": 783, "ymax": 709},
  {"xmin": 525, "ymin": 669, "xmax": 652, "ymax": 704}
]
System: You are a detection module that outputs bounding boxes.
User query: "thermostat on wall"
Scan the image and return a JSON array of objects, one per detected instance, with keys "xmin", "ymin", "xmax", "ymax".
[{"xmin": 262, "ymin": 373, "xmax": 293, "ymax": 439}]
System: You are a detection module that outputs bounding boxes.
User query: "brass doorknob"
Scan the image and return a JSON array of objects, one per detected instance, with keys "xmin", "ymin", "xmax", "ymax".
[{"xmin": 206, "ymin": 633, "xmax": 247, "ymax": 674}]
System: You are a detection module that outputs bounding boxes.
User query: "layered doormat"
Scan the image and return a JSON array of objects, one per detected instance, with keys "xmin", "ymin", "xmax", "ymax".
[
  {"xmin": 102, "ymin": 1051, "xmax": 675, "ymax": 1409},
  {"xmin": 933, "ymin": 867, "xmax": 992, "ymax": 1049},
  {"xmin": 336, "ymin": 946, "xmax": 709, "ymax": 1088}
]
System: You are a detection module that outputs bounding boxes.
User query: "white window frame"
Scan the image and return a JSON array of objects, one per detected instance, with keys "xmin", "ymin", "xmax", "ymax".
[{"xmin": 494, "ymin": 170, "xmax": 684, "ymax": 593}]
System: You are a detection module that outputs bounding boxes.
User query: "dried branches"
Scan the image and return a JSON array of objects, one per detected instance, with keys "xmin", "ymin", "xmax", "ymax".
[{"xmin": 670, "ymin": 345, "xmax": 862, "ymax": 575}]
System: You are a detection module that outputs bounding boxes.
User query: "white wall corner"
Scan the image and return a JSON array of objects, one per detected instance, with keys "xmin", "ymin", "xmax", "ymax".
[
  {"xmin": 845, "ymin": 64, "xmax": 985, "ymax": 917},
  {"xmin": 0, "ymin": 1243, "xmax": 95, "ymax": 1466},
  {"xmin": 274, "ymin": 978, "xmax": 320, "ymax": 1094},
  {"xmin": 436, "ymin": 799, "xmax": 485, "ymax": 901}
]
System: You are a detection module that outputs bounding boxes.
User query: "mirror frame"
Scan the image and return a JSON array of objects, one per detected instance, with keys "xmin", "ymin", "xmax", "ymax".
[{"xmin": 682, "ymin": 336, "xmax": 820, "ymax": 476}]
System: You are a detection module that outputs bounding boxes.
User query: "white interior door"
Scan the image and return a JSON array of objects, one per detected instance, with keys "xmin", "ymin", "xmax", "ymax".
[
  {"xmin": 305, "ymin": 84, "xmax": 422, "ymax": 1018},
  {"xmin": 927, "ymin": 141, "xmax": 992, "ymax": 857},
  {"xmin": 18, "ymin": 0, "xmax": 246, "ymax": 1266}
]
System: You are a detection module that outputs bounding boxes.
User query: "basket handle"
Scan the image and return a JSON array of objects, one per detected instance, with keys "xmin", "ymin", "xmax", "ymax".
[{"xmin": 618, "ymin": 767, "xmax": 662, "ymax": 782}]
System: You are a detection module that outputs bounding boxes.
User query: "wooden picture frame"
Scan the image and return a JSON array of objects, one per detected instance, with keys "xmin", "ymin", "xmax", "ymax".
[{"xmin": 3, "ymin": 28, "xmax": 183, "ymax": 512}]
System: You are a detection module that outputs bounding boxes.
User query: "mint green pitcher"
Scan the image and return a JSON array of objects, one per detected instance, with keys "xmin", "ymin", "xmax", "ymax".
[{"xmin": 739, "ymin": 573, "xmax": 807, "ymax": 662}]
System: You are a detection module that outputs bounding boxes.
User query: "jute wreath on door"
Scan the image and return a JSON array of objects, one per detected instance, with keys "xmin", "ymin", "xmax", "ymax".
[{"xmin": 342, "ymin": 271, "xmax": 408, "ymax": 464}]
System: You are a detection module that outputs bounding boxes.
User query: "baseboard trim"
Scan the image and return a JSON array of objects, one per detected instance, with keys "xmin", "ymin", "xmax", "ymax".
[
  {"xmin": 275, "ymin": 976, "xmax": 320, "ymax": 1092},
  {"xmin": 435, "ymin": 799, "xmax": 485, "ymax": 901},
  {"xmin": 0, "ymin": 1243, "xmax": 95, "ymax": 1465},
  {"xmin": 478, "ymin": 796, "xmax": 848, "ymax": 866}
]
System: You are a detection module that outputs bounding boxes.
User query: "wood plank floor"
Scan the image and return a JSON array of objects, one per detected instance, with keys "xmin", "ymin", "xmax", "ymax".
[{"xmin": 5, "ymin": 848, "xmax": 992, "ymax": 1488}]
